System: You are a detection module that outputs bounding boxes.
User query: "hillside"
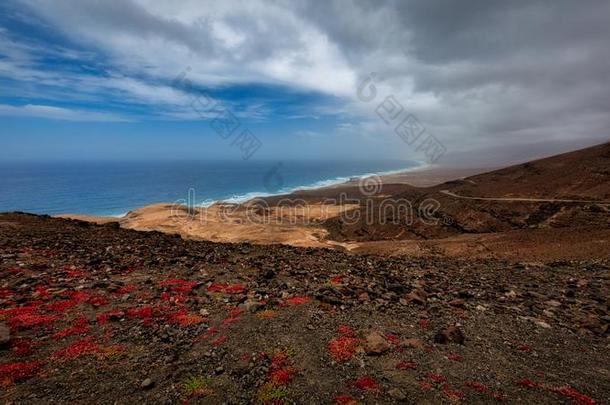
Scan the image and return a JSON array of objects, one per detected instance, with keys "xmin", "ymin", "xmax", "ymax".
[{"xmin": 0, "ymin": 213, "xmax": 608, "ymax": 403}]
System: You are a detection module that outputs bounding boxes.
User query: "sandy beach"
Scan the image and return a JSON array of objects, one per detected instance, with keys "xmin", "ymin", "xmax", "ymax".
[{"xmin": 57, "ymin": 167, "xmax": 489, "ymax": 248}]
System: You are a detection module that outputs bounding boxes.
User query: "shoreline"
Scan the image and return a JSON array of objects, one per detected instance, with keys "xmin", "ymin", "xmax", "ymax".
[
  {"xmin": 57, "ymin": 166, "xmax": 489, "ymax": 222},
  {"xmin": 54, "ymin": 166, "xmax": 490, "ymax": 249}
]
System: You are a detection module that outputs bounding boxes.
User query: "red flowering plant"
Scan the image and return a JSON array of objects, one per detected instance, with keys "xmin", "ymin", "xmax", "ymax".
[
  {"xmin": 0, "ymin": 361, "xmax": 44, "ymax": 386},
  {"xmin": 328, "ymin": 325, "xmax": 362, "ymax": 362}
]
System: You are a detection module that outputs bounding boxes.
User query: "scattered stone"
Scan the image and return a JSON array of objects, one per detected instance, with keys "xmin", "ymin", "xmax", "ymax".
[
  {"xmin": 365, "ymin": 331, "xmax": 391, "ymax": 355},
  {"xmin": 241, "ymin": 299, "xmax": 263, "ymax": 313},
  {"xmin": 546, "ymin": 300, "xmax": 562, "ymax": 308},
  {"xmin": 434, "ymin": 326, "xmax": 465, "ymax": 345},
  {"xmin": 140, "ymin": 378, "xmax": 154, "ymax": 390},
  {"xmin": 534, "ymin": 320, "xmax": 551, "ymax": 329},
  {"xmin": 448, "ymin": 298, "xmax": 465, "ymax": 307},
  {"xmin": 405, "ymin": 289, "xmax": 427, "ymax": 305},
  {"xmin": 504, "ymin": 290, "xmax": 518, "ymax": 299}
]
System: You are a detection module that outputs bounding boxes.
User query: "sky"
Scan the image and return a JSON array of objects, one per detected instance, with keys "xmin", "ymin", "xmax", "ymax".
[{"xmin": 1, "ymin": 0, "xmax": 609, "ymax": 165}]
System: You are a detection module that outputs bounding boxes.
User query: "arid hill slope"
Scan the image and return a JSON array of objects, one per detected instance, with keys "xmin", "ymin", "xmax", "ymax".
[
  {"xmin": 0, "ymin": 213, "xmax": 608, "ymax": 403},
  {"xmin": 322, "ymin": 142, "xmax": 610, "ymax": 259},
  {"xmin": 439, "ymin": 141, "xmax": 610, "ymax": 200}
]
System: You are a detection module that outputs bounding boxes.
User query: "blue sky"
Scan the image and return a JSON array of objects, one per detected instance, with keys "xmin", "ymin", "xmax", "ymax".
[
  {"xmin": 0, "ymin": 1, "xmax": 361, "ymax": 161},
  {"xmin": 1, "ymin": 1, "xmax": 608, "ymax": 165}
]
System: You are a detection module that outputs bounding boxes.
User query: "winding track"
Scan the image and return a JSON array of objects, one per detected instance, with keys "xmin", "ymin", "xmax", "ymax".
[{"xmin": 439, "ymin": 189, "xmax": 610, "ymax": 204}]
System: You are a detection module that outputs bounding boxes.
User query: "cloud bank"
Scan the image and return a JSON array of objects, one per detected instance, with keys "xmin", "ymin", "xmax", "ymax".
[{"xmin": 1, "ymin": 0, "xmax": 609, "ymax": 164}]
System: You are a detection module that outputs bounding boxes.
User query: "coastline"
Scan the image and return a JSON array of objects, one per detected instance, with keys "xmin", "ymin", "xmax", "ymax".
[
  {"xmin": 58, "ymin": 166, "xmax": 485, "ymax": 221},
  {"xmin": 55, "ymin": 166, "xmax": 489, "ymax": 248}
]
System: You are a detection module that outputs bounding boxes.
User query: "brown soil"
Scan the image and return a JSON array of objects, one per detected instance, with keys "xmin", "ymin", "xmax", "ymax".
[
  {"xmin": 57, "ymin": 142, "xmax": 610, "ymax": 264},
  {"xmin": 0, "ymin": 213, "xmax": 608, "ymax": 404}
]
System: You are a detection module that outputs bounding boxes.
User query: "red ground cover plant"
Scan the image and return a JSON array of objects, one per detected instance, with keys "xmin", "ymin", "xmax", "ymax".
[
  {"xmin": 168, "ymin": 310, "xmax": 206, "ymax": 327},
  {"xmin": 446, "ymin": 352, "xmax": 462, "ymax": 362},
  {"xmin": 5, "ymin": 267, "xmax": 25, "ymax": 275},
  {"xmin": 87, "ymin": 294, "xmax": 109, "ymax": 307},
  {"xmin": 211, "ymin": 335, "xmax": 228, "ymax": 346},
  {"xmin": 45, "ymin": 299, "xmax": 80, "ymax": 312},
  {"xmin": 419, "ymin": 381, "xmax": 433, "ymax": 391},
  {"xmin": 229, "ymin": 307, "xmax": 244, "ymax": 317},
  {"xmin": 159, "ymin": 278, "xmax": 198, "ymax": 294},
  {"xmin": 516, "ymin": 378, "xmax": 539, "ymax": 388},
  {"xmin": 51, "ymin": 316, "xmax": 90, "ymax": 340},
  {"xmin": 224, "ymin": 284, "xmax": 247, "ymax": 294},
  {"xmin": 0, "ymin": 361, "xmax": 44, "ymax": 386},
  {"xmin": 384, "ymin": 332, "xmax": 401, "ymax": 346},
  {"xmin": 11, "ymin": 339, "xmax": 39, "ymax": 356},
  {"xmin": 53, "ymin": 336, "xmax": 100, "ymax": 359},
  {"xmin": 206, "ymin": 283, "xmax": 247, "ymax": 294},
  {"xmin": 465, "ymin": 381, "xmax": 507, "ymax": 401},
  {"xmin": 114, "ymin": 284, "xmax": 137, "ymax": 295},
  {"xmin": 282, "ymin": 296, "xmax": 311, "ymax": 306},
  {"xmin": 517, "ymin": 379, "xmax": 596, "ymax": 404},
  {"xmin": 1, "ymin": 304, "xmax": 39, "ymax": 319},
  {"xmin": 442, "ymin": 384, "xmax": 466, "ymax": 401},
  {"xmin": 330, "ymin": 275, "xmax": 343, "ymax": 285},
  {"xmin": 334, "ymin": 395, "xmax": 358, "ymax": 405},
  {"xmin": 395, "ymin": 360, "xmax": 417, "ymax": 370},
  {"xmin": 34, "ymin": 286, "xmax": 50, "ymax": 299},
  {"xmin": 207, "ymin": 283, "xmax": 226, "ymax": 293},
  {"xmin": 352, "ymin": 376, "xmax": 380, "ymax": 392},
  {"xmin": 0, "ymin": 288, "xmax": 15, "ymax": 299},
  {"xmin": 546, "ymin": 386, "xmax": 596, "ymax": 405},
  {"xmin": 418, "ymin": 319, "xmax": 430, "ymax": 329},
  {"xmin": 45, "ymin": 290, "xmax": 102, "ymax": 312},
  {"xmin": 160, "ymin": 292, "xmax": 189, "ymax": 305},
  {"xmin": 426, "ymin": 372, "xmax": 446, "ymax": 384},
  {"xmin": 221, "ymin": 316, "xmax": 241, "ymax": 326},
  {"xmin": 126, "ymin": 305, "xmax": 154, "ymax": 319},
  {"xmin": 465, "ymin": 381, "xmax": 489, "ymax": 393},
  {"xmin": 8, "ymin": 312, "xmax": 61, "ymax": 330},
  {"xmin": 328, "ymin": 335, "xmax": 361, "ymax": 362},
  {"xmin": 337, "ymin": 324, "xmax": 355, "ymax": 336},
  {"xmin": 65, "ymin": 268, "xmax": 87, "ymax": 278},
  {"xmin": 269, "ymin": 367, "xmax": 297, "ymax": 385},
  {"xmin": 96, "ymin": 308, "xmax": 125, "ymax": 325}
]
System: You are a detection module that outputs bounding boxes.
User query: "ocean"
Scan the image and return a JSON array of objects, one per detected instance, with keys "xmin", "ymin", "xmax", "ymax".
[{"xmin": 0, "ymin": 160, "xmax": 420, "ymax": 216}]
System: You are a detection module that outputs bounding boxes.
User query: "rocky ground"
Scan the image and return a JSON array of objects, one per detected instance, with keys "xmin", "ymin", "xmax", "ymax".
[{"xmin": 0, "ymin": 213, "xmax": 608, "ymax": 404}]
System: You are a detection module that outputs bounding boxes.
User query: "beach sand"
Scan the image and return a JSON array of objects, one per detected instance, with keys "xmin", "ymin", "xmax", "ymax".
[{"xmin": 57, "ymin": 167, "xmax": 484, "ymax": 248}]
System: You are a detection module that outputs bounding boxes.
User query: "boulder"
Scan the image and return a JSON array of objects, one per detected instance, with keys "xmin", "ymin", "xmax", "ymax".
[
  {"xmin": 434, "ymin": 325, "xmax": 465, "ymax": 345},
  {"xmin": 364, "ymin": 331, "xmax": 391, "ymax": 355}
]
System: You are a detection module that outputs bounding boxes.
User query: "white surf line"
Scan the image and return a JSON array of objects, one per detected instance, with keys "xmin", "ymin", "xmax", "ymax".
[{"xmin": 439, "ymin": 190, "xmax": 610, "ymax": 204}]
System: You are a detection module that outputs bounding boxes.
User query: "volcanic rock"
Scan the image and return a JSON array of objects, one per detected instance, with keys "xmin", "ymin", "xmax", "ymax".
[{"xmin": 434, "ymin": 325, "xmax": 465, "ymax": 345}]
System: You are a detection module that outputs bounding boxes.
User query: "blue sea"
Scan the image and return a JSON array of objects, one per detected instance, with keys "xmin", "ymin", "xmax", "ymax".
[{"xmin": 0, "ymin": 160, "xmax": 420, "ymax": 216}]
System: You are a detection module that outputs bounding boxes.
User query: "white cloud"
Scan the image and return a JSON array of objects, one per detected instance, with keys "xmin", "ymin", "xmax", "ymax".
[
  {"xmin": 2, "ymin": 0, "xmax": 609, "ymax": 162},
  {"xmin": 0, "ymin": 104, "xmax": 131, "ymax": 122}
]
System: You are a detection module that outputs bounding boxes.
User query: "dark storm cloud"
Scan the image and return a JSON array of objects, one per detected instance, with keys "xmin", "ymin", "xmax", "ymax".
[
  {"xmin": 5, "ymin": 0, "xmax": 610, "ymax": 163},
  {"xmin": 298, "ymin": 0, "xmax": 610, "ymax": 161}
]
